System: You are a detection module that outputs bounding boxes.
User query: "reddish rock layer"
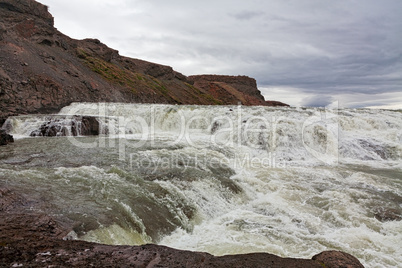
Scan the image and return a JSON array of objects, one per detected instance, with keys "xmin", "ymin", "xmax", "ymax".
[
  {"xmin": 189, "ymin": 75, "xmax": 290, "ymax": 107},
  {"xmin": 265, "ymin": 100, "xmax": 290, "ymax": 107},
  {"xmin": 0, "ymin": 129, "xmax": 13, "ymax": 145}
]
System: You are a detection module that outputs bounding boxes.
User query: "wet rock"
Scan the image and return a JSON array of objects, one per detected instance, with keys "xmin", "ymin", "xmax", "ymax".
[
  {"xmin": 80, "ymin": 116, "xmax": 99, "ymax": 136},
  {"xmin": 358, "ymin": 139, "xmax": 388, "ymax": 160},
  {"xmin": 30, "ymin": 116, "xmax": 99, "ymax": 137},
  {"xmin": 374, "ymin": 207, "xmax": 401, "ymax": 222},
  {"xmin": 0, "ymin": 187, "xmax": 22, "ymax": 211},
  {"xmin": 30, "ymin": 120, "xmax": 64, "ymax": 137},
  {"xmin": 0, "ymin": 128, "xmax": 14, "ymax": 145},
  {"xmin": 312, "ymin": 251, "xmax": 365, "ymax": 268},
  {"xmin": 0, "ymin": 25, "xmax": 5, "ymax": 41},
  {"xmin": 210, "ymin": 120, "xmax": 222, "ymax": 134}
]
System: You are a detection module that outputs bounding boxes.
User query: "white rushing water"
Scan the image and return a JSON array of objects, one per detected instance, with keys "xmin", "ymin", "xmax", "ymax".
[{"xmin": 1, "ymin": 103, "xmax": 401, "ymax": 267}]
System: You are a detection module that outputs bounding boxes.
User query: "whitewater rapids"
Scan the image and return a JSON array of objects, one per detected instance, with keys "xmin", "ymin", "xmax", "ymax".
[{"xmin": 1, "ymin": 103, "xmax": 401, "ymax": 267}]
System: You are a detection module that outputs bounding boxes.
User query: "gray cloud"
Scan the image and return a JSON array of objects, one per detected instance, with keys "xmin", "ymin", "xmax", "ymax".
[
  {"xmin": 302, "ymin": 95, "xmax": 334, "ymax": 108},
  {"xmin": 37, "ymin": 0, "xmax": 402, "ymax": 108},
  {"xmin": 230, "ymin": 11, "xmax": 265, "ymax": 21}
]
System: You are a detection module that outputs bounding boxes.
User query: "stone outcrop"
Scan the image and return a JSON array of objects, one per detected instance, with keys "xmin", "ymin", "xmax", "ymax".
[
  {"xmin": 0, "ymin": 0, "xmax": 288, "ymax": 125},
  {"xmin": 29, "ymin": 116, "xmax": 99, "ymax": 137},
  {"xmin": 0, "ymin": 0, "xmax": 53, "ymax": 25},
  {"xmin": 189, "ymin": 74, "xmax": 274, "ymax": 106},
  {"xmin": 265, "ymin": 100, "xmax": 290, "ymax": 107},
  {"xmin": 374, "ymin": 207, "xmax": 402, "ymax": 222},
  {"xmin": 313, "ymin": 251, "xmax": 365, "ymax": 268},
  {"xmin": 0, "ymin": 187, "xmax": 365, "ymax": 267},
  {"xmin": 0, "ymin": 129, "xmax": 13, "ymax": 145}
]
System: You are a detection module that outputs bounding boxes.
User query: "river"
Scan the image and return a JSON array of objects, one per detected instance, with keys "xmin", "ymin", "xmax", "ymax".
[{"xmin": 1, "ymin": 103, "xmax": 401, "ymax": 267}]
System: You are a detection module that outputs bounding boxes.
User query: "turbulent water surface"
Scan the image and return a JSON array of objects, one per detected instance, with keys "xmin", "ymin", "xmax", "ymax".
[{"xmin": 1, "ymin": 103, "xmax": 401, "ymax": 267}]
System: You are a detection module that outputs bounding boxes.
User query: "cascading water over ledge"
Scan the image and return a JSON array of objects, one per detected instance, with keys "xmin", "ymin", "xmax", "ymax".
[
  {"xmin": 30, "ymin": 115, "xmax": 100, "ymax": 137},
  {"xmin": 3, "ymin": 115, "xmax": 100, "ymax": 137}
]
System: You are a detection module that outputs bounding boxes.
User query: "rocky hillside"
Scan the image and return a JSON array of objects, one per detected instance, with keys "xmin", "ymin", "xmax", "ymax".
[{"xmin": 0, "ymin": 0, "xmax": 288, "ymax": 125}]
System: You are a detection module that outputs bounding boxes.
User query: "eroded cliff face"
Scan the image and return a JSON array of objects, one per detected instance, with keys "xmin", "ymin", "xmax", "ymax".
[
  {"xmin": 189, "ymin": 75, "xmax": 265, "ymax": 106},
  {"xmin": 189, "ymin": 75, "xmax": 290, "ymax": 107},
  {"xmin": 0, "ymin": 0, "xmax": 289, "ymax": 125}
]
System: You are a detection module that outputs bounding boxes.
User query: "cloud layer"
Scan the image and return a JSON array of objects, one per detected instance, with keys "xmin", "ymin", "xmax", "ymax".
[{"xmin": 37, "ymin": 0, "xmax": 402, "ymax": 108}]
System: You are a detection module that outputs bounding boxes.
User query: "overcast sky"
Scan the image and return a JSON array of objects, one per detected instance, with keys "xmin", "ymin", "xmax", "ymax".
[{"xmin": 37, "ymin": 0, "xmax": 402, "ymax": 109}]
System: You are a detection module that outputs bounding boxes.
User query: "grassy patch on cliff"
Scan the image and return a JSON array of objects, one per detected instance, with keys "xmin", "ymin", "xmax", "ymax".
[
  {"xmin": 150, "ymin": 78, "xmax": 169, "ymax": 96},
  {"xmin": 77, "ymin": 48, "xmax": 180, "ymax": 100},
  {"xmin": 77, "ymin": 48, "xmax": 224, "ymax": 105},
  {"xmin": 78, "ymin": 49, "xmax": 141, "ymax": 92},
  {"xmin": 185, "ymin": 83, "xmax": 223, "ymax": 105}
]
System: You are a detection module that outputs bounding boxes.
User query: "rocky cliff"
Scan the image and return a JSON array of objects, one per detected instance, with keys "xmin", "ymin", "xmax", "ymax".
[
  {"xmin": 0, "ymin": 0, "xmax": 288, "ymax": 126},
  {"xmin": 189, "ymin": 75, "xmax": 290, "ymax": 107},
  {"xmin": 189, "ymin": 75, "xmax": 265, "ymax": 106}
]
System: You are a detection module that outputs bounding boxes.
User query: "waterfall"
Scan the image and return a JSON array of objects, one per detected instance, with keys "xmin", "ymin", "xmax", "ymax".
[{"xmin": 1, "ymin": 103, "xmax": 401, "ymax": 267}]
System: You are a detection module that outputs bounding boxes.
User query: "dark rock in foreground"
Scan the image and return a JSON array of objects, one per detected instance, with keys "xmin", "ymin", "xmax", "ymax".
[
  {"xmin": 0, "ymin": 129, "xmax": 13, "ymax": 145},
  {"xmin": 313, "ymin": 251, "xmax": 365, "ymax": 268},
  {"xmin": 0, "ymin": 187, "xmax": 365, "ymax": 267}
]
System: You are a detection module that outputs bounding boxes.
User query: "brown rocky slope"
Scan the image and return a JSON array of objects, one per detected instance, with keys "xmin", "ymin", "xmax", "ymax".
[{"xmin": 0, "ymin": 0, "xmax": 287, "ymax": 126}]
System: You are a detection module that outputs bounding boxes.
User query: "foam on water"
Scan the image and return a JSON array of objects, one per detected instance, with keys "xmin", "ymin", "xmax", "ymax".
[
  {"xmin": 4, "ymin": 103, "xmax": 401, "ymax": 165},
  {"xmin": 158, "ymin": 165, "xmax": 402, "ymax": 266}
]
